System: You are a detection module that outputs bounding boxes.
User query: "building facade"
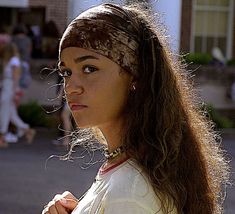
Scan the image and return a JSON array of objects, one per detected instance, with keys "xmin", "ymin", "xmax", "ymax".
[
  {"xmin": 181, "ymin": 0, "xmax": 235, "ymax": 59},
  {"xmin": 0, "ymin": 0, "xmax": 68, "ymax": 35}
]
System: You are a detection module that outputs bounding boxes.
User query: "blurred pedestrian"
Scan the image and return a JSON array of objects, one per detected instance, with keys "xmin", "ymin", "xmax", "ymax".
[
  {"xmin": 42, "ymin": 20, "xmax": 60, "ymax": 58},
  {"xmin": 52, "ymin": 76, "xmax": 72, "ymax": 147},
  {"xmin": 12, "ymin": 24, "xmax": 32, "ymax": 65},
  {"xmin": 12, "ymin": 24, "xmax": 32, "ymax": 89},
  {"xmin": 210, "ymin": 47, "xmax": 226, "ymax": 66},
  {"xmin": 42, "ymin": 3, "xmax": 229, "ymax": 214},
  {"xmin": 231, "ymin": 81, "xmax": 235, "ymax": 101},
  {"xmin": 0, "ymin": 43, "xmax": 35, "ymax": 147},
  {"xmin": 52, "ymin": 102, "xmax": 72, "ymax": 147}
]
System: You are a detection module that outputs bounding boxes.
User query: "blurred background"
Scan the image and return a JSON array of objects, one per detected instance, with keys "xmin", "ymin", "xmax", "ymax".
[{"xmin": 0, "ymin": 0, "xmax": 234, "ymax": 213}]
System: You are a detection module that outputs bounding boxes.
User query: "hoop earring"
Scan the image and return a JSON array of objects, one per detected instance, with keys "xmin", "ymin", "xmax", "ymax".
[{"xmin": 131, "ymin": 84, "xmax": 136, "ymax": 91}]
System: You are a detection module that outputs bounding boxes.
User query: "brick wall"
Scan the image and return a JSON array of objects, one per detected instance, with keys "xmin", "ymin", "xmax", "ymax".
[
  {"xmin": 180, "ymin": 0, "xmax": 193, "ymax": 54},
  {"xmin": 29, "ymin": 0, "xmax": 68, "ymax": 36}
]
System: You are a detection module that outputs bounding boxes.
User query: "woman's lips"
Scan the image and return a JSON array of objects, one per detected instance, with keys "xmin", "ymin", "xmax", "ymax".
[{"xmin": 69, "ymin": 104, "xmax": 88, "ymax": 111}]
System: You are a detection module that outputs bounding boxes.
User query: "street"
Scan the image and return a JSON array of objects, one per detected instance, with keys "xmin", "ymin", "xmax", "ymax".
[
  {"xmin": 0, "ymin": 128, "xmax": 102, "ymax": 214},
  {"xmin": 0, "ymin": 129, "xmax": 234, "ymax": 214},
  {"xmin": 222, "ymin": 134, "xmax": 235, "ymax": 214}
]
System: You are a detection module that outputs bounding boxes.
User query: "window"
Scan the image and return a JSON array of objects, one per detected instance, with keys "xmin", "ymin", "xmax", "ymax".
[{"xmin": 191, "ymin": 0, "xmax": 234, "ymax": 59}]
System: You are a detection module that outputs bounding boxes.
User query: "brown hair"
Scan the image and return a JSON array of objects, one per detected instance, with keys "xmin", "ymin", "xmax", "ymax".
[
  {"xmin": 65, "ymin": 3, "xmax": 229, "ymax": 213},
  {"xmin": 2, "ymin": 42, "xmax": 19, "ymax": 64},
  {"xmin": 118, "ymin": 3, "xmax": 229, "ymax": 214}
]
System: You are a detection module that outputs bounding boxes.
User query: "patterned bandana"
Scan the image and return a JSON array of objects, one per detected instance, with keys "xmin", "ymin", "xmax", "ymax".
[{"xmin": 59, "ymin": 4, "xmax": 140, "ymax": 75}]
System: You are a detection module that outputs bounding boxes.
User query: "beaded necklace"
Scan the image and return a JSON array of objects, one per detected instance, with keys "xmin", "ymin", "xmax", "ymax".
[{"xmin": 103, "ymin": 145, "xmax": 125, "ymax": 160}]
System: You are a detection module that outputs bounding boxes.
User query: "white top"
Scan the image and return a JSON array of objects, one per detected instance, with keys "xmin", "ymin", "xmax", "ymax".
[
  {"xmin": 3, "ymin": 56, "xmax": 20, "ymax": 79},
  {"xmin": 72, "ymin": 159, "xmax": 177, "ymax": 214}
]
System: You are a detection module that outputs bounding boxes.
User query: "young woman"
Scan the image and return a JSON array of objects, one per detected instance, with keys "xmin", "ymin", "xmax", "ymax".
[
  {"xmin": 0, "ymin": 43, "xmax": 35, "ymax": 146},
  {"xmin": 42, "ymin": 3, "xmax": 229, "ymax": 214}
]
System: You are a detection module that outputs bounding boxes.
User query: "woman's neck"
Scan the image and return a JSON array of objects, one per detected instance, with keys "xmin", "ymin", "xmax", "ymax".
[
  {"xmin": 99, "ymin": 119, "xmax": 124, "ymax": 153},
  {"xmin": 98, "ymin": 119, "xmax": 129, "ymax": 167}
]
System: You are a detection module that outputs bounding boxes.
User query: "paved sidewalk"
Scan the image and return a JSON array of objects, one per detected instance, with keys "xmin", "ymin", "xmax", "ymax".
[{"xmin": 0, "ymin": 128, "xmax": 102, "ymax": 214}]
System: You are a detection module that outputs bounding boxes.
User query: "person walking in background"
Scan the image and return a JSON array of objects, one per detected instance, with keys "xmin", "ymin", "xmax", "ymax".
[
  {"xmin": 42, "ymin": 20, "xmax": 60, "ymax": 59},
  {"xmin": 0, "ymin": 26, "xmax": 11, "ymax": 147},
  {"xmin": 11, "ymin": 24, "xmax": 33, "ymax": 138},
  {"xmin": 42, "ymin": 3, "xmax": 229, "ymax": 214},
  {"xmin": 231, "ymin": 81, "xmax": 235, "ymax": 101},
  {"xmin": 12, "ymin": 24, "xmax": 32, "ymax": 67},
  {"xmin": 52, "ymin": 76, "xmax": 72, "ymax": 147},
  {"xmin": 52, "ymin": 102, "xmax": 72, "ymax": 147},
  {"xmin": 12, "ymin": 24, "xmax": 32, "ymax": 90},
  {"xmin": 0, "ymin": 43, "xmax": 35, "ymax": 147}
]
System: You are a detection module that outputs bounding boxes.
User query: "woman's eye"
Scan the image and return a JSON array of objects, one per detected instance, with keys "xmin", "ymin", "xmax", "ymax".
[
  {"xmin": 82, "ymin": 65, "xmax": 98, "ymax": 74},
  {"xmin": 58, "ymin": 68, "xmax": 72, "ymax": 77}
]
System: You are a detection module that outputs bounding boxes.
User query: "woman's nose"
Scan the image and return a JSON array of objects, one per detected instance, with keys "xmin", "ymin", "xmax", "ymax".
[{"xmin": 64, "ymin": 76, "xmax": 84, "ymax": 95}]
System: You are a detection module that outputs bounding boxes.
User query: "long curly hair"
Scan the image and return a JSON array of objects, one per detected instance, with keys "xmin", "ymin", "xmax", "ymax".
[
  {"xmin": 114, "ymin": 3, "xmax": 229, "ymax": 214},
  {"xmin": 65, "ymin": 2, "xmax": 230, "ymax": 213}
]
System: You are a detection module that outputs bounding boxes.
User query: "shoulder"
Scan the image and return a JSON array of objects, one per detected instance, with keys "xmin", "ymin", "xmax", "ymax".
[
  {"xmin": 104, "ymin": 160, "xmax": 163, "ymax": 213},
  {"xmin": 109, "ymin": 160, "xmax": 149, "ymax": 193}
]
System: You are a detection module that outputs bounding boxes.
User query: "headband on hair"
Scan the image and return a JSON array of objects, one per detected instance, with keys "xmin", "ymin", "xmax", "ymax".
[{"xmin": 59, "ymin": 4, "xmax": 139, "ymax": 75}]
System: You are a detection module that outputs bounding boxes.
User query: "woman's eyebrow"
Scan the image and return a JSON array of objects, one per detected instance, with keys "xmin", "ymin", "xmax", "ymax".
[
  {"xmin": 58, "ymin": 55, "xmax": 99, "ymax": 67},
  {"xmin": 74, "ymin": 55, "xmax": 99, "ymax": 63}
]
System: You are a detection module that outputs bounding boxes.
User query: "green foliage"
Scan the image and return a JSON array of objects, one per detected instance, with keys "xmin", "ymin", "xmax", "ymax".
[
  {"xmin": 183, "ymin": 53, "xmax": 212, "ymax": 65},
  {"xmin": 227, "ymin": 59, "xmax": 235, "ymax": 66},
  {"xmin": 205, "ymin": 104, "xmax": 234, "ymax": 128},
  {"xmin": 18, "ymin": 101, "xmax": 51, "ymax": 127}
]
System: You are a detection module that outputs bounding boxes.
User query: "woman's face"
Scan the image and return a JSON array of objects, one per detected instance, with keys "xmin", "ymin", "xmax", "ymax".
[{"xmin": 59, "ymin": 47, "xmax": 133, "ymax": 129}]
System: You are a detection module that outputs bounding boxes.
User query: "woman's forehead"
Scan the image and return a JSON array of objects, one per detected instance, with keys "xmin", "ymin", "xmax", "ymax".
[
  {"xmin": 59, "ymin": 47, "xmax": 99, "ymax": 66},
  {"xmin": 60, "ymin": 47, "xmax": 101, "ymax": 58},
  {"xmin": 59, "ymin": 47, "xmax": 119, "ymax": 67}
]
